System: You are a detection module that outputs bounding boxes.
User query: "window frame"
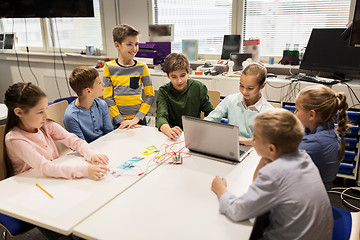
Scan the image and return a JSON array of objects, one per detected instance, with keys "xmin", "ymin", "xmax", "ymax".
[
  {"xmin": 1, "ymin": 0, "xmax": 107, "ymax": 55},
  {"xmin": 149, "ymin": 0, "xmax": 355, "ymax": 59}
]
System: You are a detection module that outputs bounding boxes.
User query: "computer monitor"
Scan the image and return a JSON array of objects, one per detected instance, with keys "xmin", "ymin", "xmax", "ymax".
[
  {"xmin": 221, "ymin": 35, "xmax": 241, "ymax": 60},
  {"xmin": 300, "ymin": 28, "xmax": 360, "ymax": 79},
  {"xmin": 350, "ymin": 0, "xmax": 360, "ymax": 47},
  {"xmin": 149, "ymin": 24, "xmax": 174, "ymax": 42}
]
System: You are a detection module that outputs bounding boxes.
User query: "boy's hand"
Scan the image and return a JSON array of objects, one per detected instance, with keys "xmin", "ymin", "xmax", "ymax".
[
  {"xmin": 239, "ymin": 137, "xmax": 253, "ymax": 146},
  {"xmin": 90, "ymin": 154, "xmax": 109, "ymax": 165},
  {"xmin": 119, "ymin": 118, "xmax": 141, "ymax": 129},
  {"xmin": 88, "ymin": 165, "xmax": 109, "ymax": 181},
  {"xmin": 166, "ymin": 126, "xmax": 183, "ymax": 140},
  {"xmin": 211, "ymin": 176, "xmax": 228, "ymax": 199}
]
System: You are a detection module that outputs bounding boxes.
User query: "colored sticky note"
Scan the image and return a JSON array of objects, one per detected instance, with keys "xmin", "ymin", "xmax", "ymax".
[
  {"xmin": 129, "ymin": 156, "xmax": 145, "ymax": 162},
  {"xmin": 140, "ymin": 150, "xmax": 155, "ymax": 155},
  {"xmin": 145, "ymin": 145, "xmax": 158, "ymax": 151},
  {"xmin": 116, "ymin": 162, "xmax": 134, "ymax": 170}
]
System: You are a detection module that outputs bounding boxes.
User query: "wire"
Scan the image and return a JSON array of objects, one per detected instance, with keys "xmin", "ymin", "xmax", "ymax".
[
  {"xmin": 12, "ymin": 19, "xmax": 25, "ymax": 82},
  {"xmin": 24, "ymin": 18, "xmax": 39, "ymax": 85},
  {"xmin": 328, "ymin": 187, "xmax": 360, "ymax": 211},
  {"xmin": 54, "ymin": 19, "xmax": 72, "ymax": 96},
  {"xmin": 341, "ymin": 82, "xmax": 360, "ymax": 104},
  {"xmin": 49, "ymin": 19, "xmax": 62, "ymax": 99}
]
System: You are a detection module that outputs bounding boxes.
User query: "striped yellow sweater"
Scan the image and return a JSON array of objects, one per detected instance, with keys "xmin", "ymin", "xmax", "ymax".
[{"xmin": 103, "ymin": 60, "xmax": 155, "ymax": 125}]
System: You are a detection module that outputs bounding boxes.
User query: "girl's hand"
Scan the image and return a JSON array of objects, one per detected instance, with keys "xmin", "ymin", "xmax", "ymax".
[
  {"xmin": 239, "ymin": 137, "xmax": 253, "ymax": 146},
  {"xmin": 211, "ymin": 176, "xmax": 228, "ymax": 199},
  {"xmin": 88, "ymin": 165, "xmax": 109, "ymax": 181},
  {"xmin": 119, "ymin": 118, "xmax": 141, "ymax": 129},
  {"xmin": 91, "ymin": 154, "xmax": 109, "ymax": 165}
]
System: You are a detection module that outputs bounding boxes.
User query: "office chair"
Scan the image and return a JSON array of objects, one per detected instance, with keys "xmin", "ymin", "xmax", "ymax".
[
  {"xmin": 0, "ymin": 125, "xmax": 34, "ymax": 239},
  {"xmin": 332, "ymin": 206, "xmax": 360, "ymax": 240},
  {"xmin": 201, "ymin": 90, "xmax": 221, "ymax": 119}
]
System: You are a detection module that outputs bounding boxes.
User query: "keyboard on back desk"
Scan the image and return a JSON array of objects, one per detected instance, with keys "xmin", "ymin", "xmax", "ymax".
[{"xmin": 295, "ymin": 75, "xmax": 341, "ymax": 85}]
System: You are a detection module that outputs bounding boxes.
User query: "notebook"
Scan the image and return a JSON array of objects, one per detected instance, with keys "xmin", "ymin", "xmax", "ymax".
[{"xmin": 182, "ymin": 116, "xmax": 253, "ymax": 164}]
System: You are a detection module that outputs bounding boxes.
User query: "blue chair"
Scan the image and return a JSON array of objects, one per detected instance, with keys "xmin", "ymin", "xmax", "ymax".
[
  {"xmin": 53, "ymin": 96, "xmax": 77, "ymax": 104},
  {"xmin": 332, "ymin": 206, "xmax": 360, "ymax": 240},
  {"xmin": 0, "ymin": 125, "xmax": 34, "ymax": 238}
]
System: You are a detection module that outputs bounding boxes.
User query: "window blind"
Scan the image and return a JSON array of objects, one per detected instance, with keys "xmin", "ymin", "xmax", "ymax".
[
  {"xmin": 153, "ymin": 0, "xmax": 233, "ymax": 55},
  {"xmin": 243, "ymin": 0, "xmax": 352, "ymax": 57}
]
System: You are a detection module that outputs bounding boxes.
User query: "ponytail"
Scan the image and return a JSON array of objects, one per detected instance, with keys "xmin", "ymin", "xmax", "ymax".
[
  {"xmin": 336, "ymin": 92, "xmax": 349, "ymax": 162},
  {"xmin": 298, "ymin": 85, "xmax": 349, "ymax": 162}
]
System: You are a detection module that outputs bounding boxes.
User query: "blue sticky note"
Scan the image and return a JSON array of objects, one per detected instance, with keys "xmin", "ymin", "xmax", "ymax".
[
  {"xmin": 129, "ymin": 156, "xmax": 145, "ymax": 162},
  {"xmin": 116, "ymin": 162, "xmax": 134, "ymax": 171}
]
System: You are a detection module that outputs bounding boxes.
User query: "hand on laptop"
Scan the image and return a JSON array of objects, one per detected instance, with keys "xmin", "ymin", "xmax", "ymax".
[
  {"xmin": 160, "ymin": 124, "xmax": 183, "ymax": 140},
  {"xmin": 239, "ymin": 137, "xmax": 254, "ymax": 146}
]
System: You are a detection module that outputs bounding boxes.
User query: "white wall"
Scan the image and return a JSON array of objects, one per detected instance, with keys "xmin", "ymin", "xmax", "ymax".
[{"xmin": 0, "ymin": 0, "xmax": 150, "ymax": 103}]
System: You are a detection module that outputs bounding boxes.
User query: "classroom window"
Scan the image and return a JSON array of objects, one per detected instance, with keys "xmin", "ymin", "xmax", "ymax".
[
  {"xmin": 243, "ymin": 0, "xmax": 352, "ymax": 57},
  {"xmin": 0, "ymin": 0, "xmax": 103, "ymax": 52},
  {"xmin": 152, "ymin": 0, "xmax": 233, "ymax": 55},
  {"xmin": 0, "ymin": 18, "xmax": 43, "ymax": 48}
]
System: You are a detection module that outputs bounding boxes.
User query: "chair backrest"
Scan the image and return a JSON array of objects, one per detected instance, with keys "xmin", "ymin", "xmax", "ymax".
[
  {"xmin": 47, "ymin": 100, "xmax": 68, "ymax": 128},
  {"xmin": 46, "ymin": 100, "xmax": 70, "ymax": 156},
  {"xmin": 201, "ymin": 90, "xmax": 221, "ymax": 119},
  {"xmin": 0, "ymin": 125, "xmax": 6, "ymax": 180}
]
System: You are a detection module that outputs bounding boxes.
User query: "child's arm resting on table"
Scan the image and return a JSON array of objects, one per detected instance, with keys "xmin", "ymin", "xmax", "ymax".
[
  {"xmin": 88, "ymin": 165, "xmax": 109, "ymax": 181},
  {"xmin": 156, "ymin": 89, "xmax": 182, "ymax": 140},
  {"xmin": 211, "ymin": 176, "xmax": 228, "ymax": 199},
  {"xmin": 160, "ymin": 124, "xmax": 182, "ymax": 140},
  {"xmin": 212, "ymin": 170, "xmax": 278, "ymax": 222},
  {"xmin": 119, "ymin": 118, "xmax": 142, "ymax": 129}
]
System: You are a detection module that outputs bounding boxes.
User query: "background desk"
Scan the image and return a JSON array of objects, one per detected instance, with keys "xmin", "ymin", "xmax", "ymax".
[
  {"xmin": 147, "ymin": 69, "xmax": 360, "ymax": 108},
  {"xmin": 0, "ymin": 127, "xmax": 169, "ymax": 235},
  {"xmin": 73, "ymin": 148, "xmax": 260, "ymax": 240}
]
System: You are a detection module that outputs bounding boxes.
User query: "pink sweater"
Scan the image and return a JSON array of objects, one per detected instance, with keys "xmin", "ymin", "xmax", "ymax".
[{"xmin": 5, "ymin": 121, "xmax": 97, "ymax": 179}]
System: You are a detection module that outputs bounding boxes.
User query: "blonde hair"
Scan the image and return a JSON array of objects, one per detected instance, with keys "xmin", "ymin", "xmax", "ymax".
[
  {"xmin": 254, "ymin": 108, "xmax": 304, "ymax": 154},
  {"xmin": 297, "ymin": 84, "xmax": 349, "ymax": 162},
  {"xmin": 112, "ymin": 24, "xmax": 140, "ymax": 44},
  {"xmin": 163, "ymin": 53, "xmax": 190, "ymax": 74},
  {"xmin": 69, "ymin": 66, "xmax": 99, "ymax": 96},
  {"xmin": 241, "ymin": 63, "xmax": 267, "ymax": 85}
]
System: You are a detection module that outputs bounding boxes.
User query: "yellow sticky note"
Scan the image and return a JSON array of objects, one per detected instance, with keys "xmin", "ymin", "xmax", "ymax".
[{"xmin": 140, "ymin": 149, "xmax": 155, "ymax": 155}]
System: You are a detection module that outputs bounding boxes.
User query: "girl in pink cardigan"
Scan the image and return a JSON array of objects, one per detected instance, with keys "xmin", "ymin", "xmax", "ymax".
[{"xmin": 4, "ymin": 82, "xmax": 109, "ymax": 180}]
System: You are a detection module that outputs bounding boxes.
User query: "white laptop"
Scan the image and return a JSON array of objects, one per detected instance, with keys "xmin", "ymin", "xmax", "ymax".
[{"xmin": 182, "ymin": 116, "xmax": 253, "ymax": 164}]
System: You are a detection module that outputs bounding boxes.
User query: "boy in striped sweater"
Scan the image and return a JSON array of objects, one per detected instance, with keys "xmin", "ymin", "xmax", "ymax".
[{"xmin": 104, "ymin": 24, "xmax": 155, "ymax": 129}]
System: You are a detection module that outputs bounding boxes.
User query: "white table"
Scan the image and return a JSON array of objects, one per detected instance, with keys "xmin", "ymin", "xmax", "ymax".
[
  {"xmin": 0, "ymin": 127, "xmax": 170, "ymax": 235},
  {"xmin": 73, "ymin": 145, "xmax": 260, "ymax": 240}
]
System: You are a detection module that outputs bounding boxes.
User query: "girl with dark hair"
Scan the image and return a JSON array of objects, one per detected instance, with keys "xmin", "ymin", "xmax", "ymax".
[{"xmin": 4, "ymin": 82, "xmax": 109, "ymax": 180}]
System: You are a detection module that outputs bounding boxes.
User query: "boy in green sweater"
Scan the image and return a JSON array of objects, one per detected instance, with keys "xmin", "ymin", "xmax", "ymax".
[{"xmin": 156, "ymin": 53, "xmax": 213, "ymax": 140}]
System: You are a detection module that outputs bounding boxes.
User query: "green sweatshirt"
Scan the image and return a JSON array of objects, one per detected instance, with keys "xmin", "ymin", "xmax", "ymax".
[{"xmin": 156, "ymin": 78, "xmax": 214, "ymax": 129}]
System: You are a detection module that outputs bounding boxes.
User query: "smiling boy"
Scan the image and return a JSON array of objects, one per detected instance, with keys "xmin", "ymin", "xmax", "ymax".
[
  {"xmin": 156, "ymin": 53, "xmax": 213, "ymax": 140},
  {"xmin": 103, "ymin": 24, "xmax": 155, "ymax": 129}
]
